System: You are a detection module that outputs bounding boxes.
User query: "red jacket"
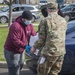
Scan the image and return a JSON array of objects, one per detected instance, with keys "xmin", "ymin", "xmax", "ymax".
[{"xmin": 4, "ymin": 16, "xmax": 36, "ymax": 54}]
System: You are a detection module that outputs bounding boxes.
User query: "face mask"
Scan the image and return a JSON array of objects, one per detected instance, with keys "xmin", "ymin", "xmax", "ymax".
[{"xmin": 24, "ymin": 20, "xmax": 31, "ymax": 25}]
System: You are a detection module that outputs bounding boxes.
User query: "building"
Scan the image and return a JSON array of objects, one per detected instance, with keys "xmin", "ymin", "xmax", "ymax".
[
  {"xmin": 24, "ymin": 0, "xmax": 75, "ymax": 4},
  {"xmin": 64, "ymin": 0, "xmax": 75, "ymax": 3},
  {"xmin": 1, "ymin": 0, "xmax": 75, "ymax": 4},
  {"xmin": 13, "ymin": 0, "xmax": 56, "ymax": 4}
]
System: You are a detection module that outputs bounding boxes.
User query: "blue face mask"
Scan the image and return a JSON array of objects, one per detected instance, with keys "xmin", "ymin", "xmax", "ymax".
[{"xmin": 24, "ymin": 20, "xmax": 31, "ymax": 25}]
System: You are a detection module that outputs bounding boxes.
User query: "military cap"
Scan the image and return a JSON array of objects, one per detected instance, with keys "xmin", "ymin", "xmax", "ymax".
[
  {"xmin": 40, "ymin": 4, "xmax": 47, "ymax": 10},
  {"xmin": 40, "ymin": 2, "xmax": 58, "ymax": 10}
]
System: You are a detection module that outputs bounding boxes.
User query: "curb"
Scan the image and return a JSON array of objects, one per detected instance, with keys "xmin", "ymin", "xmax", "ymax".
[
  {"xmin": 0, "ymin": 61, "xmax": 28, "ymax": 69},
  {"xmin": 0, "ymin": 61, "xmax": 7, "ymax": 68}
]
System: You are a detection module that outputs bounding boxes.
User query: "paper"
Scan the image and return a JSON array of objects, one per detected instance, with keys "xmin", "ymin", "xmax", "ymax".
[
  {"xmin": 39, "ymin": 56, "xmax": 46, "ymax": 64},
  {"xmin": 29, "ymin": 33, "xmax": 38, "ymax": 47}
]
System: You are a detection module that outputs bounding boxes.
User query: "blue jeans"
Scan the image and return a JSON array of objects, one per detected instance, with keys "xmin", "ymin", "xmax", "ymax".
[{"xmin": 4, "ymin": 49, "xmax": 25, "ymax": 75}]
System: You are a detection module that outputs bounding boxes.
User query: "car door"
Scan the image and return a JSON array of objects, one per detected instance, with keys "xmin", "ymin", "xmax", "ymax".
[
  {"xmin": 12, "ymin": 7, "xmax": 23, "ymax": 21},
  {"xmin": 60, "ymin": 21, "xmax": 75, "ymax": 74},
  {"xmin": 24, "ymin": 6, "xmax": 33, "ymax": 12},
  {"xmin": 66, "ymin": 22, "xmax": 75, "ymax": 50}
]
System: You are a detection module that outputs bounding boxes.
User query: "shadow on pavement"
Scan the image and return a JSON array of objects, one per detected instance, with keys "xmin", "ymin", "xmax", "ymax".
[
  {"xmin": 0, "ymin": 68, "xmax": 74, "ymax": 75},
  {"xmin": 21, "ymin": 70, "xmax": 35, "ymax": 75},
  {"xmin": 0, "ymin": 69, "xmax": 35, "ymax": 75}
]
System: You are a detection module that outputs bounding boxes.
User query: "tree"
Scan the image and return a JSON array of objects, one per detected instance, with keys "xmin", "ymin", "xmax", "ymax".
[
  {"xmin": 3, "ymin": 0, "xmax": 13, "ymax": 27},
  {"xmin": 3, "ymin": 0, "xmax": 26, "ymax": 26}
]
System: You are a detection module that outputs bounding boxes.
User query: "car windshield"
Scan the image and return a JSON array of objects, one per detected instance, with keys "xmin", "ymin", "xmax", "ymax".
[
  {"xmin": 1, "ymin": 6, "xmax": 9, "ymax": 12},
  {"xmin": 61, "ymin": 5, "xmax": 74, "ymax": 11},
  {"xmin": 40, "ymin": 1, "xmax": 47, "ymax": 3}
]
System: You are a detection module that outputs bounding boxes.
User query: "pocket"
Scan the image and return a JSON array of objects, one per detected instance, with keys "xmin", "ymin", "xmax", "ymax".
[
  {"xmin": 38, "ymin": 59, "xmax": 48, "ymax": 75},
  {"xmin": 4, "ymin": 49, "xmax": 7, "ymax": 58}
]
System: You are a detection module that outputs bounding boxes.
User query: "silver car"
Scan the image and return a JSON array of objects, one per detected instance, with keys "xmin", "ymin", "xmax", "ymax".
[
  {"xmin": 0, "ymin": 4, "xmax": 40, "ymax": 24},
  {"xmin": 38, "ymin": 0, "xmax": 48, "ymax": 8}
]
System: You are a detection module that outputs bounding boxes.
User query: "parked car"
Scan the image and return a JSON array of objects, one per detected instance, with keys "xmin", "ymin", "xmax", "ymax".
[
  {"xmin": 0, "ymin": 4, "xmax": 40, "ymax": 24},
  {"xmin": 61, "ymin": 4, "xmax": 75, "ymax": 21},
  {"xmin": 38, "ymin": 0, "xmax": 48, "ymax": 8},
  {"xmin": 60, "ymin": 20, "xmax": 75, "ymax": 74},
  {"xmin": 25, "ymin": 20, "xmax": 75, "ymax": 75},
  {"xmin": 59, "ymin": 4, "xmax": 69, "ymax": 9}
]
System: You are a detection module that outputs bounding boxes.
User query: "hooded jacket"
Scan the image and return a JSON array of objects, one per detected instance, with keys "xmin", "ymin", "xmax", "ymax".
[{"xmin": 4, "ymin": 16, "xmax": 36, "ymax": 54}]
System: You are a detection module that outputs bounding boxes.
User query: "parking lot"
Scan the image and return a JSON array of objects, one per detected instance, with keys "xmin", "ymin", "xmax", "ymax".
[{"xmin": 0, "ymin": 3, "xmax": 75, "ymax": 75}]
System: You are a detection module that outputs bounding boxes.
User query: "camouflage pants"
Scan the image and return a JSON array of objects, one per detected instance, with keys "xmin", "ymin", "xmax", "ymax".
[{"xmin": 37, "ymin": 55, "xmax": 64, "ymax": 75}]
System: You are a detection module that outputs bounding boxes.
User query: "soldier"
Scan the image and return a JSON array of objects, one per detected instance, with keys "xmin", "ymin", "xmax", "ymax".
[
  {"xmin": 31, "ymin": 2, "xmax": 67, "ymax": 75},
  {"xmin": 41, "ymin": 4, "xmax": 64, "ymax": 18},
  {"xmin": 58, "ymin": 4, "xmax": 64, "ymax": 17}
]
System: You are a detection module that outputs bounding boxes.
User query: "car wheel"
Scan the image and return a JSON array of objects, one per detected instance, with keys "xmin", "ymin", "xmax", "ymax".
[
  {"xmin": 32, "ymin": 16, "xmax": 35, "ymax": 22},
  {"xmin": 0, "ymin": 16, "xmax": 8, "ymax": 24},
  {"xmin": 64, "ymin": 15, "xmax": 70, "ymax": 21}
]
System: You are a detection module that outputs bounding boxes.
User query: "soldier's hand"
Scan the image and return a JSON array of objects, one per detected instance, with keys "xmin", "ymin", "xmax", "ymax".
[{"xmin": 30, "ymin": 46, "xmax": 36, "ymax": 53}]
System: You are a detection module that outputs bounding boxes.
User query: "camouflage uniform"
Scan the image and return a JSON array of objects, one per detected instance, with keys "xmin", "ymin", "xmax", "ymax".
[{"xmin": 34, "ymin": 2, "xmax": 67, "ymax": 75}]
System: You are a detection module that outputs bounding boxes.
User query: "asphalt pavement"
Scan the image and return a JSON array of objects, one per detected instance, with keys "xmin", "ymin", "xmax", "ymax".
[
  {"xmin": 0, "ymin": 61, "xmax": 35, "ymax": 75},
  {"xmin": 0, "ymin": 68, "xmax": 35, "ymax": 75},
  {"xmin": 0, "ymin": 67, "xmax": 74, "ymax": 75}
]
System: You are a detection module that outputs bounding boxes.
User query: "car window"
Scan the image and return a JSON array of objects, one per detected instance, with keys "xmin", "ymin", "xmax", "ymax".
[
  {"xmin": 19, "ymin": 7, "xmax": 24, "ymax": 11},
  {"xmin": 24, "ymin": 7, "xmax": 34, "ymax": 10},
  {"xmin": 1, "ymin": 6, "xmax": 9, "ymax": 12},
  {"xmin": 13, "ymin": 7, "xmax": 19, "ymax": 12},
  {"xmin": 62, "ymin": 5, "xmax": 74, "ymax": 11}
]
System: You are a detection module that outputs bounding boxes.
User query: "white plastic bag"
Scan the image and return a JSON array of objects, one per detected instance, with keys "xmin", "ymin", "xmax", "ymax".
[
  {"xmin": 29, "ymin": 33, "xmax": 39, "ymax": 47},
  {"xmin": 29, "ymin": 33, "xmax": 39, "ymax": 55}
]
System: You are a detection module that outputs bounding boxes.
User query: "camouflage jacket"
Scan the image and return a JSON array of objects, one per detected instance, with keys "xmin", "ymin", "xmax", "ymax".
[{"xmin": 34, "ymin": 12, "xmax": 67, "ymax": 56}]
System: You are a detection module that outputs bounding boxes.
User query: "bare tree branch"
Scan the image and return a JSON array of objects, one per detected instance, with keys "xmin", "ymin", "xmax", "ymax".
[{"xmin": 3, "ymin": 0, "xmax": 10, "ymax": 5}]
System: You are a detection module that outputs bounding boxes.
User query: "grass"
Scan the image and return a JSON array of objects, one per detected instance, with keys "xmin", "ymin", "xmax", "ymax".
[
  {"xmin": 0, "ymin": 22, "xmax": 39, "ymax": 27},
  {"xmin": 0, "ymin": 27, "xmax": 9, "ymax": 61},
  {"xmin": 33, "ymin": 21, "xmax": 40, "ymax": 24},
  {"xmin": 0, "ymin": 24, "xmax": 38, "ymax": 61}
]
